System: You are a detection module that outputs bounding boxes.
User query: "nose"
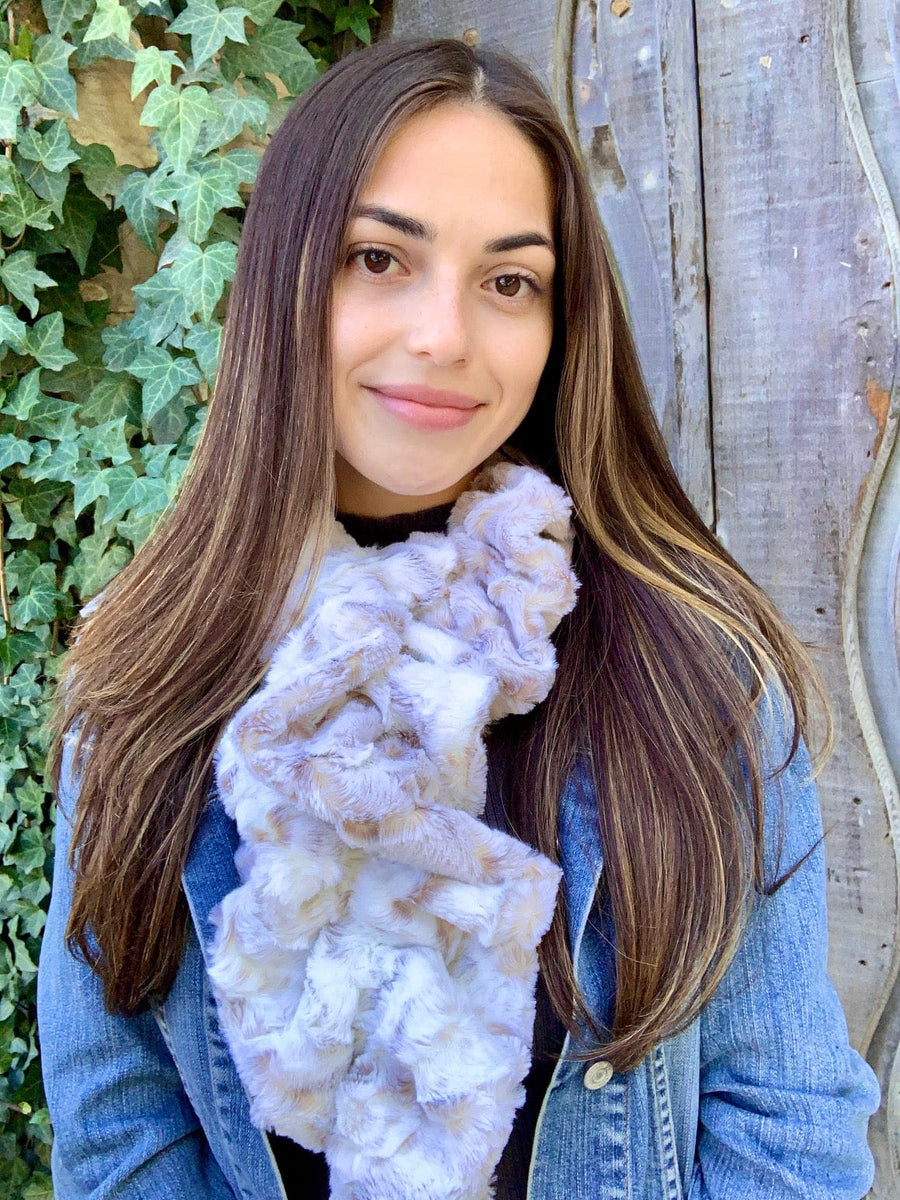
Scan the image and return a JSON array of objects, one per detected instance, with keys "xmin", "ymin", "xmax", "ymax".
[{"xmin": 404, "ymin": 272, "xmax": 471, "ymax": 366}]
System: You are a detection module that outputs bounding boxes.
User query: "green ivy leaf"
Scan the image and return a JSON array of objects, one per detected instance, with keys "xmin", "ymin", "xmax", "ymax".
[
  {"xmin": 144, "ymin": 163, "xmax": 182, "ymax": 213},
  {"xmin": 10, "ymin": 564, "xmax": 60, "ymax": 627},
  {"xmin": 220, "ymin": 18, "xmax": 318, "ymax": 93},
  {"xmin": 2, "ymin": 369, "xmax": 46, "ymax": 422},
  {"xmin": 79, "ymin": 416, "xmax": 131, "ymax": 464},
  {"xmin": 130, "ymin": 272, "xmax": 193, "ymax": 344},
  {"xmin": 21, "ymin": 438, "xmax": 80, "ymax": 484},
  {"xmin": 223, "ymin": 0, "xmax": 280, "ymax": 25},
  {"xmin": 62, "ymin": 528, "xmax": 131, "ymax": 597},
  {"xmin": 148, "ymin": 386, "xmax": 192, "ymax": 443},
  {"xmin": 117, "ymin": 170, "xmax": 161, "ymax": 248},
  {"xmin": 30, "ymin": 35, "xmax": 78, "ymax": 118},
  {"xmin": 20, "ymin": 312, "xmax": 78, "ymax": 371},
  {"xmin": 128, "ymin": 345, "xmax": 202, "ymax": 421},
  {"xmin": 194, "ymin": 81, "xmax": 267, "ymax": 154},
  {"xmin": 3, "ymin": 500, "xmax": 38, "ymax": 540},
  {"xmin": 17, "ymin": 121, "xmax": 80, "ymax": 174},
  {"xmin": 11, "ymin": 27, "xmax": 34, "ymax": 62},
  {"xmin": 72, "ymin": 459, "xmax": 110, "ymax": 516},
  {"xmin": 0, "ymin": 155, "xmax": 16, "ymax": 194},
  {"xmin": 53, "ymin": 502, "xmax": 79, "ymax": 545},
  {"xmin": 0, "ymin": 254, "xmax": 56, "ymax": 321},
  {"xmin": 83, "ymin": 0, "xmax": 133, "ymax": 45},
  {"xmin": 74, "ymin": 33, "xmax": 137, "ymax": 68},
  {"xmin": 16, "ymin": 155, "xmax": 71, "ymax": 218},
  {"xmin": 7, "ymin": 661, "xmax": 44, "ymax": 707},
  {"xmin": 8, "ymin": 366, "xmax": 80, "ymax": 434},
  {"xmin": 333, "ymin": 1, "xmax": 377, "ymax": 44},
  {"xmin": 168, "ymin": 0, "xmax": 249, "ymax": 71},
  {"xmin": 168, "ymin": 240, "xmax": 236, "ymax": 323},
  {"xmin": 0, "ymin": 52, "xmax": 39, "ymax": 142},
  {"xmin": 6, "ymin": 478, "xmax": 70, "ymax": 527},
  {"xmin": 0, "ymin": 306, "xmax": 28, "ymax": 353},
  {"xmin": 173, "ymin": 161, "xmax": 243, "ymax": 243},
  {"xmin": 0, "ymin": 631, "xmax": 43, "ymax": 679},
  {"xmin": 42, "ymin": 0, "xmax": 94, "ymax": 38},
  {"xmin": 8, "ymin": 831, "xmax": 49, "ymax": 882},
  {"xmin": 5, "ymin": 550, "xmax": 43, "ymax": 595},
  {"xmin": 19, "ymin": 393, "xmax": 79, "ymax": 441},
  {"xmin": 140, "ymin": 83, "xmax": 220, "ymax": 172},
  {"xmin": 183, "ymin": 321, "xmax": 221, "ymax": 383},
  {"xmin": 140, "ymin": 440, "xmax": 174, "ymax": 477},
  {"xmin": 97, "ymin": 463, "xmax": 167, "ymax": 521},
  {"xmin": 57, "ymin": 185, "xmax": 106, "ymax": 272},
  {"xmin": 100, "ymin": 323, "xmax": 141, "ymax": 372},
  {"xmin": 220, "ymin": 145, "xmax": 259, "ymax": 185},
  {"xmin": 0, "ymin": 435, "xmax": 33, "ymax": 472},
  {"xmin": 78, "ymin": 371, "xmax": 141, "ymax": 425},
  {"xmin": 130, "ymin": 46, "xmax": 183, "ymax": 98},
  {"xmin": 0, "ymin": 162, "xmax": 54, "ymax": 239},
  {"xmin": 111, "ymin": 508, "xmax": 153, "ymax": 547},
  {"xmin": 77, "ymin": 143, "xmax": 135, "ymax": 201},
  {"xmin": 0, "ymin": 253, "xmax": 56, "ymax": 320},
  {"xmin": 238, "ymin": 72, "xmax": 279, "ymax": 108}
]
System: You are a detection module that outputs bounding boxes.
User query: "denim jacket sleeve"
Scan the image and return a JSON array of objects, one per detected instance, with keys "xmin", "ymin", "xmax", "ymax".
[
  {"xmin": 687, "ymin": 705, "xmax": 880, "ymax": 1198},
  {"xmin": 36, "ymin": 741, "xmax": 237, "ymax": 1200}
]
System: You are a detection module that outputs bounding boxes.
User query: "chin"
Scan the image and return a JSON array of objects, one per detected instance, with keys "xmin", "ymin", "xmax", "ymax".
[{"xmin": 378, "ymin": 464, "xmax": 475, "ymax": 498}]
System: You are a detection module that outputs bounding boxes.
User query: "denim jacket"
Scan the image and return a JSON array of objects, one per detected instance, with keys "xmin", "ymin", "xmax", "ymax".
[{"xmin": 38, "ymin": 695, "xmax": 880, "ymax": 1199}]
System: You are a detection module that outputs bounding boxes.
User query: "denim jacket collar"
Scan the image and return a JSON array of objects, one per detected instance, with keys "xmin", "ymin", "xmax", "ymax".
[{"xmin": 182, "ymin": 787, "xmax": 241, "ymax": 970}]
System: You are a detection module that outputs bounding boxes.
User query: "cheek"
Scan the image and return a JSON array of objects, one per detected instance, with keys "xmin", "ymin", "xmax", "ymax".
[
  {"xmin": 332, "ymin": 290, "xmax": 392, "ymax": 375},
  {"xmin": 494, "ymin": 312, "xmax": 553, "ymax": 404}
]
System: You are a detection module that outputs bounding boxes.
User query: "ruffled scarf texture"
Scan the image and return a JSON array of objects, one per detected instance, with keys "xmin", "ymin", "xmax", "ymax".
[{"xmin": 208, "ymin": 461, "xmax": 579, "ymax": 1199}]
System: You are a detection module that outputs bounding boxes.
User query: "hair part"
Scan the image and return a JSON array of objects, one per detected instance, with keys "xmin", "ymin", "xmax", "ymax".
[{"xmin": 50, "ymin": 37, "xmax": 828, "ymax": 1071}]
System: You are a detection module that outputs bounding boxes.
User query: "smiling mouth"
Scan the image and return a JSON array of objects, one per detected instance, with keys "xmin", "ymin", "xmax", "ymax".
[{"xmin": 366, "ymin": 386, "xmax": 484, "ymax": 431}]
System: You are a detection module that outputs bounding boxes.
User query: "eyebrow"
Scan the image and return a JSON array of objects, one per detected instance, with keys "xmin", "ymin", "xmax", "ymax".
[{"xmin": 352, "ymin": 204, "xmax": 555, "ymax": 255}]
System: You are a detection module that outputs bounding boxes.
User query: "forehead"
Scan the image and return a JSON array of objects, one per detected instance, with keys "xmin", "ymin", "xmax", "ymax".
[{"xmin": 355, "ymin": 102, "xmax": 554, "ymax": 234}]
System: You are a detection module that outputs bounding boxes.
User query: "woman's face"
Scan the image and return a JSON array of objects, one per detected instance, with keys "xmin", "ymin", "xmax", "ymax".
[{"xmin": 331, "ymin": 101, "xmax": 556, "ymax": 516}]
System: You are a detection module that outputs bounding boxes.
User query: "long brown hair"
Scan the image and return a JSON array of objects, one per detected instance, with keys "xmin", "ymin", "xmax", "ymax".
[{"xmin": 49, "ymin": 38, "xmax": 827, "ymax": 1071}]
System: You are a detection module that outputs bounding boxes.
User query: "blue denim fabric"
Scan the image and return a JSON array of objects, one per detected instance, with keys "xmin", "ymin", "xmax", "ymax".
[{"xmin": 38, "ymin": 693, "xmax": 880, "ymax": 1199}]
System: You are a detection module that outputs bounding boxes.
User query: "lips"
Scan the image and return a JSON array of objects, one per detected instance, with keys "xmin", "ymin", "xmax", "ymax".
[
  {"xmin": 369, "ymin": 384, "xmax": 482, "ymax": 409},
  {"xmin": 365, "ymin": 384, "xmax": 484, "ymax": 431}
]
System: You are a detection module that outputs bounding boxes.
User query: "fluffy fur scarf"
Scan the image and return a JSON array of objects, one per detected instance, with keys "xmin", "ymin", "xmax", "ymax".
[{"xmin": 208, "ymin": 460, "xmax": 579, "ymax": 1199}]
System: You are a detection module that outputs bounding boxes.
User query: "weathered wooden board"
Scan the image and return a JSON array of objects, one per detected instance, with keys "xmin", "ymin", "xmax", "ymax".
[
  {"xmin": 574, "ymin": 0, "xmax": 712, "ymax": 518},
  {"xmin": 383, "ymin": 0, "xmax": 560, "ymax": 82},
  {"xmin": 844, "ymin": 0, "xmax": 900, "ymax": 1187}
]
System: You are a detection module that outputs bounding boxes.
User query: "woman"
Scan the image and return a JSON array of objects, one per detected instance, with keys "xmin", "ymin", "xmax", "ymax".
[{"xmin": 38, "ymin": 36, "xmax": 879, "ymax": 1200}]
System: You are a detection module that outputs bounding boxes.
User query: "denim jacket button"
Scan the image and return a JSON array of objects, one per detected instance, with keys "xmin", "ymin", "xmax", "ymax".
[{"xmin": 583, "ymin": 1060, "xmax": 613, "ymax": 1090}]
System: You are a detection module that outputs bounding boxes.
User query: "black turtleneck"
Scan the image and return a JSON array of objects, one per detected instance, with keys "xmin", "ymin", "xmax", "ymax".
[{"xmin": 268, "ymin": 504, "xmax": 566, "ymax": 1200}]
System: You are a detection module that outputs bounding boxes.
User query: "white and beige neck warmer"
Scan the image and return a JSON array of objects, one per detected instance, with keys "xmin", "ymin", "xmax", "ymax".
[{"xmin": 208, "ymin": 460, "xmax": 579, "ymax": 1200}]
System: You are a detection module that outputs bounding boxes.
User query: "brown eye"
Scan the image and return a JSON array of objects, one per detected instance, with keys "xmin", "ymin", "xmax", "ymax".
[
  {"xmin": 495, "ymin": 274, "xmax": 523, "ymax": 297},
  {"xmin": 361, "ymin": 248, "xmax": 393, "ymax": 273}
]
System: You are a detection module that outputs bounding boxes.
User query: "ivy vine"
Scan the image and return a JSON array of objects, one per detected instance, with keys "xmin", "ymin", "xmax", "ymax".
[{"xmin": 0, "ymin": 0, "xmax": 381, "ymax": 1193}]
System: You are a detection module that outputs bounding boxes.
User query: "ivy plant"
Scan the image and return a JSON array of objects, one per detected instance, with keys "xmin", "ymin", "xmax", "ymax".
[{"xmin": 0, "ymin": 0, "xmax": 380, "ymax": 1193}]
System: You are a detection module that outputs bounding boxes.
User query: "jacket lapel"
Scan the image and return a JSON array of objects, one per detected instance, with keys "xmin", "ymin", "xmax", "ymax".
[
  {"xmin": 179, "ymin": 788, "xmax": 289, "ymax": 1200},
  {"xmin": 182, "ymin": 787, "xmax": 241, "ymax": 964},
  {"xmin": 557, "ymin": 757, "xmax": 604, "ymax": 952}
]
